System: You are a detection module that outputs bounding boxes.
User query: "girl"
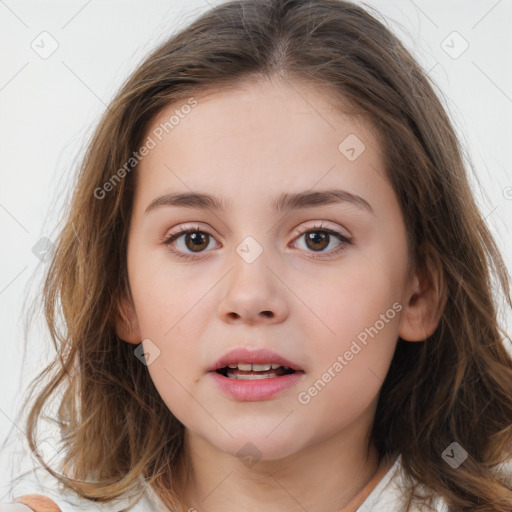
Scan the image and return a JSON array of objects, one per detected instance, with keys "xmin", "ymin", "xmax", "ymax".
[{"xmin": 3, "ymin": 0, "xmax": 512, "ymax": 510}]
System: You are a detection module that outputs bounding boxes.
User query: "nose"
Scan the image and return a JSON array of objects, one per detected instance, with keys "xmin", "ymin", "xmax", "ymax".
[{"xmin": 217, "ymin": 255, "xmax": 289, "ymax": 326}]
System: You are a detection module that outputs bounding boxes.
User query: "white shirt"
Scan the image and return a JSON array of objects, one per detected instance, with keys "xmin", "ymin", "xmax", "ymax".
[
  {"xmin": 357, "ymin": 455, "xmax": 449, "ymax": 511},
  {"xmin": 10, "ymin": 454, "xmax": 451, "ymax": 512}
]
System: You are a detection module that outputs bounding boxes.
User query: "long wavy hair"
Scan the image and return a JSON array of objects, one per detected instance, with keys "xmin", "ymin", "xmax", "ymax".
[{"xmin": 12, "ymin": 0, "xmax": 512, "ymax": 510}]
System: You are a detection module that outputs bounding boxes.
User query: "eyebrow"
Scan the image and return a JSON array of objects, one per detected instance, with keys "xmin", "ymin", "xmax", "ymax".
[{"xmin": 144, "ymin": 189, "xmax": 374, "ymax": 216}]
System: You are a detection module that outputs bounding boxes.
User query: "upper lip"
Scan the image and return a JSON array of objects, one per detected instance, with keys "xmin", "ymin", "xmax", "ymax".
[{"xmin": 208, "ymin": 347, "xmax": 304, "ymax": 372}]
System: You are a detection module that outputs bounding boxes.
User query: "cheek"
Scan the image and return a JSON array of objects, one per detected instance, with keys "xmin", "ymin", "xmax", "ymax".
[
  {"xmin": 294, "ymin": 251, "xmax": 404, "ymax": 346},
  {"xmin": 127, "ymin": 252, "xmax": 214, "ymax": 377},
  {"xmin": 128, "ymin": 245, "xmax": 211, "ymax": 336},
  {"xmin": 296, "ymin": 303, "xmax": 399, "ymax": 429},
  {"xmin": 293, "ymin": 253, "xmax": 404, "ymax": 408}
]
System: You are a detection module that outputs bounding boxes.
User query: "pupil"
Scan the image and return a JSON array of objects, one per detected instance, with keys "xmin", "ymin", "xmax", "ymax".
[
  {"xmin": 306, "ymin": 231, "xmax": 328, "ymax": 251},
  {"xmin": 186, "ymin": 232, "xmax": 208, "ymax": 252}
]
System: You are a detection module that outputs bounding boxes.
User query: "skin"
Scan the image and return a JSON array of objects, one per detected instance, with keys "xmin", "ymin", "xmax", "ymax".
[{"xmin": 116, "ymin": 76, "xmax": 440, "ymax": 512}]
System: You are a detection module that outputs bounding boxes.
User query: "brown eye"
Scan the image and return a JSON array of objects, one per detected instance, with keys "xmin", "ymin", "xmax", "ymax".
[
  {"xmin": 163, "ymin": 227, "xmax": 218, "ymax": 260},
  {"xmin": 182, "ymin": 231, "xmax": 209, "ymax": 252},
  {"xmin": 292, "ymin": 225, "xmax": 352, "ymax": 258},
  {"xmin": 304, "ymin": 231, "xmax": 330, "ymax": 251}
]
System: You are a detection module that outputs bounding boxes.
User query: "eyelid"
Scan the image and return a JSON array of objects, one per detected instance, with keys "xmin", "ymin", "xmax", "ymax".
[
  {"xmin": 161, "ymin": 223, "xmax": 220, "ymax": 246},
  {"xmin": 163, "ymin": 220, "xmax": 350, "ymax": 241},
  {"xmin": 289, "ymin": 220, "xmax": 350, "ymax": 240},
  {"xmin": 162, "ymin": 222, "xmax": 218, "ymax": 242}
]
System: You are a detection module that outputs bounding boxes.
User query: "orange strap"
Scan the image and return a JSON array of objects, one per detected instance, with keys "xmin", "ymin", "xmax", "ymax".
[{"xmin": 13, "ymin": 494, "xmax": 61, "ymax": 512}]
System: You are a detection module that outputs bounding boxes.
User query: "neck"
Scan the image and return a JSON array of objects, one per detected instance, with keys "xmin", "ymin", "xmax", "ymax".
[{"xmin": 179, "ymin": 418, "xmax": 383, "ymax": 512}]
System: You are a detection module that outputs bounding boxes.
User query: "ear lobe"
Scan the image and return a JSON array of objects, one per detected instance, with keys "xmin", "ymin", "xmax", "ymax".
[
  {"xmin": 115, "ymin": 295, "xmax": 142, "ymax": 345},
  {"xmin": 399, "ymin": 250, "xmax": 447, "ymax": 342}
]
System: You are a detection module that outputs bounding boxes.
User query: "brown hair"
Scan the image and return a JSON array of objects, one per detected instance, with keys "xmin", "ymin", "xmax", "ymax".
[{"xmin": 13, "ymin": 0, "xmax": 512, "ymax": 510}]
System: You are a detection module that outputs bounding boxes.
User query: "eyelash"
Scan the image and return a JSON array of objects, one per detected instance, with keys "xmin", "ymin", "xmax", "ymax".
[{"xmin": 162, "ymin": 222, "xmax": 352, "ymax": 261}]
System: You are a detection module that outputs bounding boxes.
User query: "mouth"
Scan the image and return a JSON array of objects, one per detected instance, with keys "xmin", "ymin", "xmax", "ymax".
[
  {"xmin": 208, "ymin": 347, "xmax": 305, "ymax": 379},
  {"xmin": 214, "ymin": 363, "xmax": 300, "ymax": 380},
  {"xmin": 208, "ymin": 350, "xmax": 306, "ymax": 401}
]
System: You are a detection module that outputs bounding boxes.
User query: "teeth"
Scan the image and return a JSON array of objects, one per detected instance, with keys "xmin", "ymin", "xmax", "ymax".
[
  {"xmin": 251, "ymin": 363, "xmax": 271, "ymax": 371},
  {"xmin": 227, "ymin": 371, "xmax": 280, "ymax": 380},
  {"xmin": 223, "ymin": 363, "xmax": 290, "ymax": 371}
]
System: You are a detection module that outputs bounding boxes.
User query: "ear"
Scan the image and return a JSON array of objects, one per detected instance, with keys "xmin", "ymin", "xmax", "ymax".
[
  {"xmin": 115, "ymin": 293, "xmax": 142, "ymax": 345},
  {"xmin": 399, "ymin": 247, "xmax": 447, "ymax": 342}
]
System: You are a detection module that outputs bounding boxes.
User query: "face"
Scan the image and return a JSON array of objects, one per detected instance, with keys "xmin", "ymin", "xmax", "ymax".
[{"xmin": 117, "ymin": 77, "xmax": 431, "ymax": 462}]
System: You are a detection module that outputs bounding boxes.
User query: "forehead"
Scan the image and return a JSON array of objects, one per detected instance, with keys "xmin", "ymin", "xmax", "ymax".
[
  {"xmin": 135, "ymin": 77, "xmax": 389, "ymax": 212},
  {"xmin": 145, "ymin": 77, "xmax": 378, "ymax": 149}
]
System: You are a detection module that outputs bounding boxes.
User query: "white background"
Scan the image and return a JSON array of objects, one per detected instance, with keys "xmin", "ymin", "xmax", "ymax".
[{"xmin": 1, "ymin": 0, "xmax": 511, "ymax": 500}]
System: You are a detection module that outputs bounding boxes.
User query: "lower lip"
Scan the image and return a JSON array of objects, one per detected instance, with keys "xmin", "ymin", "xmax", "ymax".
[{"xmin": 209, "ymin": 371, "xmax": 305, "ymax": 401}]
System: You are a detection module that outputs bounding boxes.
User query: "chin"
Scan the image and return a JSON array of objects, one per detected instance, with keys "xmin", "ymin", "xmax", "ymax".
[{"xmin": 209, "ymin": 429, "xmax": 307, "ymax": 464}]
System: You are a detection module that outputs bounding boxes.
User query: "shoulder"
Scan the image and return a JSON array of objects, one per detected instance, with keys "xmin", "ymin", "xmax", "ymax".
[
  {"xmin": 7, "ymin": 473, "xmax": 162, "ymax": 512},
  {"xmin": 6, "ymin": 489, "xmax": 159, "ymax": 512},
  {"xmin": 359, "ymin": 455, "xmax": 449, "ymax": 512},
  {"xmin": 0, "ymin": 505, "xmax": 34, "ymax": 512}
]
